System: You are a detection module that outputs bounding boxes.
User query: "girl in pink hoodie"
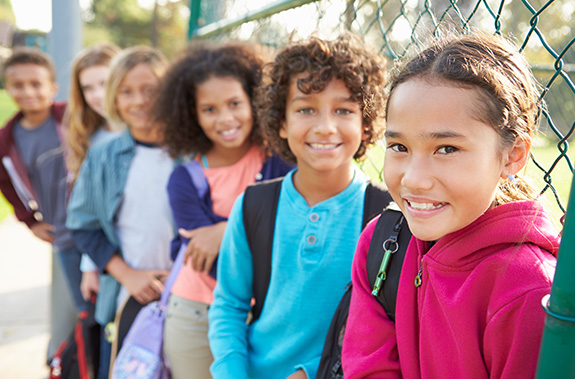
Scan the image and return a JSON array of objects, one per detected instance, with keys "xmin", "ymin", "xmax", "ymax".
[{"xmin": 342, "ymin": 33, "xmax": 560, "ymax": 378}]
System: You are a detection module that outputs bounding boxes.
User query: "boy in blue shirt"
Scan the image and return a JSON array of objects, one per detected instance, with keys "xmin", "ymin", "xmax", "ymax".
[{"xmin": 208, "ymin": 35, "xmax": 388, "ymax": 379}]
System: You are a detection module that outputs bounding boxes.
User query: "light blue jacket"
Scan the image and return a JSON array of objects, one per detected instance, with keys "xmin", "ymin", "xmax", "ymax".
[{"xmin": 66, "ymin": 130, "xmax": 177, "ymax": 324}]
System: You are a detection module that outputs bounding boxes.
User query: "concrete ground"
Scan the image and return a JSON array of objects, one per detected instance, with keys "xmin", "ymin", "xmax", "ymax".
[{"xmin": 0, "ymin": 215, "xmax": 51, "ymax": 378}]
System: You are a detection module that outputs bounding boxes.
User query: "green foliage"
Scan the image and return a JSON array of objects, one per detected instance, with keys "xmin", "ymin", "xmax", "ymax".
[
  {"xmin": 0, "ymin": 0, "xmax": 14, "ymax": 23},
  {"xmin": 83, "ymin": 0, "xmax": 188, "ymax": 57},
  {"xmin": 0, "ymin": 89, "xmax": 17, "ymax": 223}
]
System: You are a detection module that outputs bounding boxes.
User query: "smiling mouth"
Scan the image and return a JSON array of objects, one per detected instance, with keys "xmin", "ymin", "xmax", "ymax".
[
  {"xmin": 407, "ymin": 200, "xmax": 445, "ymax": 210},
  {"xmin": 308, "ymin": 143, "xmax": 340, "ymax": 150},
  {"xmin": 220, "ymin": 127, "xmax": 240, "ymax": 136}
]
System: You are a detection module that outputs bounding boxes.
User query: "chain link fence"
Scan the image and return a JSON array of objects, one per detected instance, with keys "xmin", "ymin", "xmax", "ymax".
[{"xmin": 191, "ymin": 0, "xmax": 575, "ymax": 217}]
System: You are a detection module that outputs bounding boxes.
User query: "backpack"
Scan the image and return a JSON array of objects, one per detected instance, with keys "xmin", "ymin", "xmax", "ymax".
[
  {"xmin": 316, "ymin": 203, "xmax": 411, "ymax": 378},
  {"xmin": 242, "ymin": 178, "xmax": 393, "ymax": 323},
  {"xmin": 49, "ymin": 300, "xmax": 101, "ymax": 379}
]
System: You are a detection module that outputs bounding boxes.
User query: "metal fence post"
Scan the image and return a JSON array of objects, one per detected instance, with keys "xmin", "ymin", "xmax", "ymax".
[
  {"xmin": 48, "ymin": 0, "xmax": 82, "ymax": 101},
  {"xmin": 188, "ymin": 0, "xmax": 202, "ymax": 40},
  {"xmin": 536, "ymin": 173, "xmax": 575, "ymax": 378}
]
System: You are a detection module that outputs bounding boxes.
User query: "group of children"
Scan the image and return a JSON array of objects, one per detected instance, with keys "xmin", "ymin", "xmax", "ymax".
[{"xmin": 0, "ymin": 30, "xmax": 560, "ymax": 379}]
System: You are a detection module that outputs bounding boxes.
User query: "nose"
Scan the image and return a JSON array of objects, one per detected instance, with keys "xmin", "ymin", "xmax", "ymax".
[
  {"xmin": 400, "ymin": 155, "xmax": 434, "ymax": 192},
  {"xmin": 133, "ymin": 91, "xmax": 146, "ymax": 105},
  {"xmin": 94, "ymin": 86, "xmax": 105, "ymax": 101},
  {"xmin": 217, "ymin": 107, "xmax": 234, "ymax": 123},
  {"xmin": 314, "ymin": 109, "xmax": 336, "ymax": 135}
]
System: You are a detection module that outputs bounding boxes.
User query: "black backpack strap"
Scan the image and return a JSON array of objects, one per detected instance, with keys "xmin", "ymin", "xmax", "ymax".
[
  {"xmin": 366, "ymin": 203, "xmax": 411, "ymax": 321},
  {"xmin": 317, "ymin": 182, "xmax": 391, "ymax": 379},
  {"xmin": 242, "ymin": 177, "xmax": 283, "ymax": 323},
  {"xmin": 362, "ymin": 181, "xmax": 393, "ymax": 228}
]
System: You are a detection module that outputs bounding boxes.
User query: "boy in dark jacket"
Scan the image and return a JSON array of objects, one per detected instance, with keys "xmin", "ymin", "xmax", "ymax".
[{"xmin": 0, "ymin": 47, "xmax": 83, "ymax": 361}]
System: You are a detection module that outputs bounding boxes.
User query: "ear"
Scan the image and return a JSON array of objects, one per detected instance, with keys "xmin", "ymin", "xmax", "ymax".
[
  {"xmin": 279, "ymin": 121, "xmax": 288, "ymax": 139},
  {"xmin": 362, "ymin": 123, "xmax": 370, "ymax": 141},
  {"xmin": 501, "ymin": 137, "xmax": 530, "ymax": 179},
  {"xmin": 51, "ymin": 83, "xmax": 59, "ymax": 98}
]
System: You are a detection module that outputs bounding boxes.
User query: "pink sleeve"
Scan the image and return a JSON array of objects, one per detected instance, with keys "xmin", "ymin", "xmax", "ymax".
[{"xmin": 342, "ymin": 216, "xmax": 402, "ymax": 379}]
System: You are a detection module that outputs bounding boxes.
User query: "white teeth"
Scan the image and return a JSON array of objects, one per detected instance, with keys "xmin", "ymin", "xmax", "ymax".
[
  {"xmin": 221, "ymin": 128, "xmax": 238, "ymax": 136},
  {"xmin": 310, "ymin": 143, "xmax": 338, "ymax": 150},
  {"xmin": 409, "ymin": 201, "xmax": 443, "ymax": 210}
]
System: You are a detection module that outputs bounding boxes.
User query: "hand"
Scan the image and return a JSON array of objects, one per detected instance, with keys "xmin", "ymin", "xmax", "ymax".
[
  {"xmin": 121, "ymin": 268, "xmax": 169, "ymax": 305},
  {"xmin": 80, "ymin": 270, "xmax": 100, "ymax": 301},
  {"xmin": 30, "ymin": 222, "xmax": 55, "ymax": 243},
  {"xmin": 179, "ymin": 222, "xmax": 227, "ymax": 274},
  {"xmin": 105, "ymin": 255, "xmax": 169, "ymax": 305},
  {"xmin": 286, "ymin": 369, "xmax": 308, "ymax": 379}
]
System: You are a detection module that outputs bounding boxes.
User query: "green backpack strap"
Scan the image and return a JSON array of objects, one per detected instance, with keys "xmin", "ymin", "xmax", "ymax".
[{"xmin": 366, "ymin": 202, "xmax": 411, "ymax": 321}]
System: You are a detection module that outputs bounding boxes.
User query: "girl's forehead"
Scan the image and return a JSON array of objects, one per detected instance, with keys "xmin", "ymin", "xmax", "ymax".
[{"xmin": 386, "ymin": 79, "xmax": 498, "ymax": 140}]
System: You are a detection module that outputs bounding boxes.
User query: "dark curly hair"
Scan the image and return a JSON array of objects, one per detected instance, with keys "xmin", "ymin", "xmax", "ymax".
[
  {"xmin": 387, "ymin": 33, "xmax": 540, "ymax": 204},
  {"xmin": 256, "ymin": 34, "xmax": 387, "ymax": 164},
  {"xmin": 156, "ymin": 41, "xmax": 266, "ymax": 158}
]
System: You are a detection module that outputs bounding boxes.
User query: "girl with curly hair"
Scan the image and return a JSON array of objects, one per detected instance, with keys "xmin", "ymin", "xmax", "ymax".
[{"xmin": 156, "ymin": 42, "xmax": 293, "ymax": 379}]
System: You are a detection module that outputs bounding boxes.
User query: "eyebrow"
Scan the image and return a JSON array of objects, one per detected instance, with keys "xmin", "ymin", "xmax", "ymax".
[
  {"xmin": 290, "ymin": 94, "xmax": 355, "ymax": 104},
  {"xmin": 384, "ymin": 130, "xmax": 467, "ymax": 140}
]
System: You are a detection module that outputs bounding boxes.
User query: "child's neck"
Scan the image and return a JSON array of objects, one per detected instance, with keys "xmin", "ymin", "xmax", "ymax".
[
  {"xmin": 19, "ymin": 108, "xmax": 52, "ymax": 130},
  {"xmin": 203, "ymin": 142, "xmax": 252, "ymax": 169},
  {"xmin": 293, "ymin": 165, "xmax": 355, "ymax": 207}
]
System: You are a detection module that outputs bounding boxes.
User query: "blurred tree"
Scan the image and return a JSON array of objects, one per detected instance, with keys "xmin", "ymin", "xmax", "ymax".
[
  {"xmin": 83, "ymin": 0, "xmax": 188, "ymax": 57},
  {"xmin": 0, "ymin": 0, "xmax": 15, "ymax": 23}
]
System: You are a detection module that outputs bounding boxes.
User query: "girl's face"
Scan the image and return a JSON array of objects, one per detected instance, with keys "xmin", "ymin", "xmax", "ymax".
[
  {"xmin": 79, "ymin": 65, "xmax": 109, "ymax": 118},
  {"xmin": 384, "ymin": 79, "xmax": 513, "ymax": 241},
  {"xmin": 196, "ymin": 76, "xmax": 253, "ymax": 154},
  {"xmin": 115, "ymin": 63, "xmax": 160, "ymax": 141}
]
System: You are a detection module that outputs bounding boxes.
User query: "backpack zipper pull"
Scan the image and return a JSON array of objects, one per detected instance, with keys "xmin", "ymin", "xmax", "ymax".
[
  {"xmin": 372, "ymin": 236, "xmax": 399, "ymax": 296},
  {"xmin": 414, "ymin": 258, "xmax": 423, "ymax": 287}
]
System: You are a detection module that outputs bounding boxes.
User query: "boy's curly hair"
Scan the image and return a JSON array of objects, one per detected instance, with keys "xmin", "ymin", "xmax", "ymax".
[
  {"xmin": 156, "ymin": 41, "xmax": 266, "ymax": 159},
  {"xmin": 256, "ymin": 34, "xmax": 387, "ymax": 164}
]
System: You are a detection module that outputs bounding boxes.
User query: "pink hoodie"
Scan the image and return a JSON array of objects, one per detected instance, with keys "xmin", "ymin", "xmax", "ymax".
[{"xmin": 342, "ymin": 201, "xmax": 559, "ymax": 378}]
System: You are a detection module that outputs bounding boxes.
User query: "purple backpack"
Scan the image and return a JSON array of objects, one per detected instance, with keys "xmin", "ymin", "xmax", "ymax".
[{"xmin": 111, "ymin": 161, "xmax": 208, "ymax": 379}]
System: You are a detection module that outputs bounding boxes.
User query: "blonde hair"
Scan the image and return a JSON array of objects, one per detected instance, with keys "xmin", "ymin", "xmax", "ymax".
[
  {"xmin": 105, "ymin": 46, "xmax": 168, "ymax": 127},
  {"xmin": 65, "ymin": 44, "xmax": 120, "ymax": 180}
]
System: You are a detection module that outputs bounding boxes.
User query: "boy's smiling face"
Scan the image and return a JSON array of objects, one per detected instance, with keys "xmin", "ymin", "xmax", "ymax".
[
  {"xmin": 4, "ymin": 63, "xmax": 57, "ymax": 115},
  {"xmin": 281, "ymin": 77, "xmax": 364, "ymax": 178}
]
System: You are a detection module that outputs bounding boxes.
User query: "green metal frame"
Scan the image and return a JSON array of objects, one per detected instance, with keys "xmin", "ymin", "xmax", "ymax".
[
  {"xmin": 188, "ymin": 0, "xmax": 202, "ymax": 39},
  {"xmin": 188, "ymin": 0, "xmax": 318, "ymax": 39},
  {"xmin": 536, "ymin": 173, "xmax": 575, "ymax": 378}
]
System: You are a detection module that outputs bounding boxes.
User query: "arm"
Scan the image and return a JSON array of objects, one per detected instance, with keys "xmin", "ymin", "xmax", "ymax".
[
  {"xmin": 168, "ymin": 165, "xmax": 226, "ymax": 273},
  {"xmin": 80, "ymin": 254, "xmax": 99, "ymax": 300},
  {"xmin": 208, "ymin": 195, "xmax": 252, "ymax": 379},
  {"xmin": 483, "ymin": 286, "xmax": 551, "ymax": 378},
  {"xmin": 342, "ymin": 217, "xmax": 402, "ymax": 379}
]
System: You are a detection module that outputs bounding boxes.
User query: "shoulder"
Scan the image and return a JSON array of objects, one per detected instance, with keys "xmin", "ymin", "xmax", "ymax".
[
  {"xmin": 261, "ymin": 152, "xmax": 295, "ymax": 179},
  {"xmin": 52, "ymin": 102, "xmax": 67, "ymax": 121},
  {"xmin": 89, "ymin": 130, "xmax": 134, "ymax": 157},
  {"xmin": 0, "ymin": 112, "xmax": 21, "ymax": 149},
  {"xmin": 476, "ymin": 242, "xmax": 555, "ymax": 317},
  {"xmin": 168, "ymin": 163, "xmax": 197, "ymax": 188}
]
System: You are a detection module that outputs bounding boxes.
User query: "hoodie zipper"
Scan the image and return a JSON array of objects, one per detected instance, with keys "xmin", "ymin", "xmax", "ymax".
[{"xmin": 415, "ymin": 257, "xmax": 423, "ymax": 287}]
